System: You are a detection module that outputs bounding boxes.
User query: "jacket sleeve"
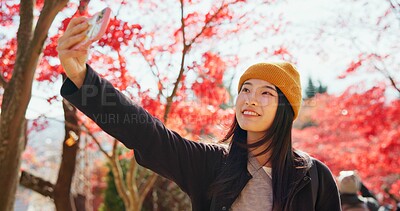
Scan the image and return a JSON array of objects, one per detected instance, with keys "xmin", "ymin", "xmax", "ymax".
[
  {"xmin": 60, "ymin": 65, "xmax": 225, "ymax": 195},
  {"xmin": 314, "ymin": 160, "xmax": 342, "ymax": 211}
]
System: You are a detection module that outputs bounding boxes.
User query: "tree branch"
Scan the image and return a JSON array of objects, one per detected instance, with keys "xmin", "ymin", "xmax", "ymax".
[
  {"xmin": 126, "ymin": 157, "xmax": 139, "ymax": 204},
  {"xmin": 136, "ymin": 164, "xmax": 147, "ymax": 187},
  {"xmin": 348, "ymin": 38, "xmax": 400, "ymax": 94},
  {"xmin": 163, "ymin": 0, "xmax": 189, "ymax": 123},
  {"xmin": 109, "ymin": 141, "xmax": 131, "ymax": 208},
  {"xmin": 163, "ymin": 0, "xmax": 239, "ymax": 123},
  {"xmin": 132, "ymin": 38, "xmax": 163, "ymax": 98},
  {"xmin": 80, "ymin": 122, "xmax": 111, "ymax": 159},
  {"xmin": 20, "ymin": 171, "xmax": 54, "ymax": 198},
  {"xmin": 374, "ymin": 63, "xmax": 400, "ymax": 94},
  {"xmin": 0, "ymin": 74, "xmax": 7, "ymax": 88},
  {"xmin": 387, "ymin": 0, "xmax": 400, "ymax": 22},
  {"xmin": 188, "ymin": 1, "xmax": 227, "ymax": 47},
  {"xmin": 387, "ymin": 74, "xmax": 400, "ymax": 93},
  {"xmin": 138, "ymin": 173, "xmax": 158, "ymax": 208}
]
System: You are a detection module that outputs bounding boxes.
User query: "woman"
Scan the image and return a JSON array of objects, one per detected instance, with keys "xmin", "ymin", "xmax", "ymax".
[{"xmin": 57, "ymin": 17, "xmax": 341, "ymax": 211}]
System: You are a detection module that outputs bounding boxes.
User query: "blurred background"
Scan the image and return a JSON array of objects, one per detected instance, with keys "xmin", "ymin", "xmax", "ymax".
[{"xmin": 0, "ymin": 0, "xmax": 399, "ymax": 210}]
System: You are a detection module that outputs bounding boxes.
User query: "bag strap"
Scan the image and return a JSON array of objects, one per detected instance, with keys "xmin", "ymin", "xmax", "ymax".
[{"xmin": 310, "ymin": 159, "xmax": 319, "ymax": 209}]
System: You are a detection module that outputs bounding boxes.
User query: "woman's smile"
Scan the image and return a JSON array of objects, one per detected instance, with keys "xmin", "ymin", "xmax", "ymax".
[{"xmin": 242, "ymin": 109, "xmax": 261, "ymax": 117}]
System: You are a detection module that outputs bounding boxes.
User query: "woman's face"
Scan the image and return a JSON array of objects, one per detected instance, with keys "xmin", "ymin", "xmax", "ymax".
[{"xmin": 235, "ymin": 79, "xmax": 279, "ymax": 133}]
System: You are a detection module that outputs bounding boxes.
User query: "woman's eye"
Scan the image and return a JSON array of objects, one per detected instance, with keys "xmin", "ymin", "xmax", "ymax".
[
  {"xmin": 241, "ymin": 88, "xmax": 249, "ymax": 92},
  {"xmin": 262, "ymin": 91, "xmax": 272, "ymax": 96}
]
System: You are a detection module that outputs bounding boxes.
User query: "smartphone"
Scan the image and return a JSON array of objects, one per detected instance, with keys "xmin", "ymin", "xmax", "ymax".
[{"xmin": 73, "ymin": 7, "xmax": 111, "ymax": 49}]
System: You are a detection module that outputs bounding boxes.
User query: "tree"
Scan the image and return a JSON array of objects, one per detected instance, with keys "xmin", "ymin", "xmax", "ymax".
[
  {"xmin": 0, "ymin": 0, "xmax": 98, "ymax": 210},
  {"xmin": 294, "ymin": 86, "xmax": 400, "ymax": 205},
  {"xmin": 99, "ymin": 152, "xmax": 129, "ymax": 211},
  {"xmin": 316, "ymin": 0, "xmax": 399, "ymax": 94},
  {"xmin": 19, "ymin": 96, "xmax": 85, "ymax": 211},
  {"xmin": 304, "ymin": 77, "xmax": 327, "ymax": 99},
  {"xmin": 317, "ymin": 80, "xmax": 327, "ymax": 95},
  {"xmin": 305, "ymin": 77, "xmax": 317, "ymax": 99},
  {"xmin": 2, "ymin": 0, "xmax": 291, "ymax": 210},
  {"xmin": 0, "ymin": 0, "xmax": 69, "ymax": 209},
  {"xmin": 98, "ymin": 148, "xmax": 191, "ymax": 211}
]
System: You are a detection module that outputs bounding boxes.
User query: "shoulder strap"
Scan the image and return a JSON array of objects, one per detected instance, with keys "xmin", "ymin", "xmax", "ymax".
[{"xmin": 310, "ymin": 159, "xmax": 319, "ymax": 209}]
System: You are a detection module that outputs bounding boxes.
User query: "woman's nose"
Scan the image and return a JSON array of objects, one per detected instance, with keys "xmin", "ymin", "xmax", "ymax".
[{"xmin": 245, "ymin": 94, "xmax": 258, "ymax": 106}]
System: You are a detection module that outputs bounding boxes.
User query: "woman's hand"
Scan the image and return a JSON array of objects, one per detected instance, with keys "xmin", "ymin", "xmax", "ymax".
[{"xmin": 57, "ymin": 17, "xmax": 90, "ymax": 88}]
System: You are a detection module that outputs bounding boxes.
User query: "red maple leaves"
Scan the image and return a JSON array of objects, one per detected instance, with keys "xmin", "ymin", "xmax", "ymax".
[{"xmin": 294, "ymin": 86, "xmax": 400, "ymax": 203}]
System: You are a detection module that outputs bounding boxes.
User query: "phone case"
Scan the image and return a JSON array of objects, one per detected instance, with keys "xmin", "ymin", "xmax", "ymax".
[{"xmin": 73, "ymin": 7, "xmax": 111, "ymax": 49}]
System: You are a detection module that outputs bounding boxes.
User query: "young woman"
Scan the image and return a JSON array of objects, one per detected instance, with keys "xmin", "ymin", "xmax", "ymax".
[{"xmin": 57, "ymin": 17, "xmax": 341, "ymax": 211}]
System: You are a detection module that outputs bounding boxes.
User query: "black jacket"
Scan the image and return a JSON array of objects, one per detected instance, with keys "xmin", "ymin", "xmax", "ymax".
[{"xmin": 61, "ymin": 65, "xmax": 341, "ymax": 211}]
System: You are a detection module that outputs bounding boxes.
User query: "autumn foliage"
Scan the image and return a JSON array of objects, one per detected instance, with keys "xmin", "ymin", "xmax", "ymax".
[
  {"xmin": 1, "ymin": 0, "xmax": 399, "ymax": 209},
  {"xmin": 294, "ymin": 85, "xmax": 400, "ymax": 203}
]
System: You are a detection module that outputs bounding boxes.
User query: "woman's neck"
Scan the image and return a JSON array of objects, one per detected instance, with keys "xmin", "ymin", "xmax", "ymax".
[{"xmin": 247, "ymin": 131, "xmax": 272, "ymax": 167}]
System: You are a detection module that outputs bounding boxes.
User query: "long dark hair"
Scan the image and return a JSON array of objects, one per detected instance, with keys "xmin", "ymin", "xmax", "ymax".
[{"xmin": 208, "ymin": 88, "xmax": 307, "ymax": 209}]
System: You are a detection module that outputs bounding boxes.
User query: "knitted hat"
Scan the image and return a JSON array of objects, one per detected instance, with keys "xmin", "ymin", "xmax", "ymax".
[
  {"xmin": 238, "ymin": 62, "xmax": 302, "ymax": 120},
  {"xmin": 338, "ymin": 171, "xmax": 361, "ymax": 194}
]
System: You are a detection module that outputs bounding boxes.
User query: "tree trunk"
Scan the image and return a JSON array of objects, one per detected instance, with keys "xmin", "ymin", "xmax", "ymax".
[
  {"xmin": 0, "ymin": 0, "xmax": 34, "ymax": 209},
  {"xmin": 20, "ymin": 97, "xmax": 85, "ymax": 211},
  {"xmin": 0, "ymin": 0, "xmax": 68, "ymax": 209},
  {"xmin": 0, "ymin": 118, "xmax": 27, "ymax": 211},
  {"xmin": 53, "ymin": 96, "xmax": 82, "ymax": 211},
  {"xmin": 74, "ymin": 193, "xmax": 87, "ymax": 211}
]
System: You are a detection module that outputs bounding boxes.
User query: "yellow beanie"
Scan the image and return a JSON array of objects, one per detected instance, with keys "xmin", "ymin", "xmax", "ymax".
[{"xmin": 238, "ymin": 62, "xmax": 302, "ymax": 120}]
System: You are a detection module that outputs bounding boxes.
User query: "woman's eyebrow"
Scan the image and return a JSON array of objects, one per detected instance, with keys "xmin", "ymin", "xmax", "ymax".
[{"xmin": 243, "ymin": 82, "xmax": 277, "ymax": 92}]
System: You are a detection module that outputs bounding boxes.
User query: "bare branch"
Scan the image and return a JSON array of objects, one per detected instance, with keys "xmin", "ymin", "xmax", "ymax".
[
  {"xmin": 180, "ymin": 0, "xmax": 187, "ymax": 48},
  {"xmin": 138, "ymin": 173, "xmax": 158, "ymax": 207},
  {"xmin": 132, "ymin": 40, "xmax": 163, "ymax": 97},
  {"xmin": 112, "ymin": 138, "xmax": 118, "ymax": 156},
  {"xmin": 163, "ymin": 0, "xmax": 189, "ymax": 123},
  {"xmin": 387, "ymin": 75, "xmax": 400, "ymax": 93},
  {"xmin": 374, "ymin": 62, "xmax": 400, "ymax": 94},
  {"xmin": 126, "ymin": 157, "xmax": 139, "ymax": 204},
  {"xmin": 347, "ymin": 38, "xmax": 399, "ymax": 94},
  {"xmin": 20, "ymin": 171, "xmax": 54, "ymax": 198},
  {"xmin": 387, "ymin": 0, "xmax": 400, "ymax": 22},
  {"xmin": 136, "ymin": 163, "xmax": 147, "ymax": 186},
  {"xmin": 110, "ymin": 141, "xmax": 131, "ymax": 207},
  {"xmin": 80, "ymin": 123, "xmax": 111, "ymax": 159}
]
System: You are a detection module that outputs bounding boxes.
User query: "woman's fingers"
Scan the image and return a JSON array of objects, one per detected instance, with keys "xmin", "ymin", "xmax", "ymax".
[
  {"xmin": 65, "ymin": 16, "xmax": 88, "ymax": 32},
  {"xmin": 64, "ymin": 21, "xmax": 90, "ymax": 39},
  {"xmin": 59, "ymin": 49, "xmax": 88, "ymax": 58},
  {"xmin": 57, "ymin": 31, "xmax": 87, "ymax": 51},
  {"xmin": 58, "ymin": 17, "xmax": 89, "ymax": 50}
]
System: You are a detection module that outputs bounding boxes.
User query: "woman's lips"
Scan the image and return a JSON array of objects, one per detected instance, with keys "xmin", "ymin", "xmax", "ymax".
[{"xmin": 242, "ymin": 110, "xmax": 261, "ymax": 116}]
